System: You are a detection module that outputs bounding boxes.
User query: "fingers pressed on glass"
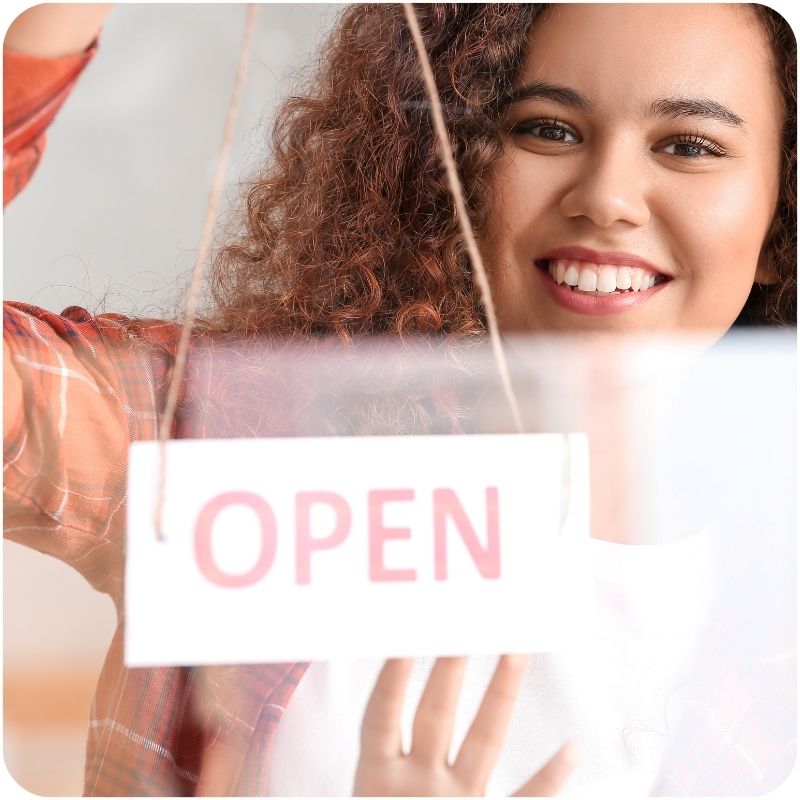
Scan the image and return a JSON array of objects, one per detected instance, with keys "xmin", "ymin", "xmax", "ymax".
[
  {"xmin": 360, "ymin": 658, "xmax": 415, "ymax": 761},
  {"xmin": 358, "ymin": 654, "xmax": 576, "ymax": 798},
  {"xmin": 410, "ymin": 655, "xmax": 468, "ymax": 765},
  {"xmin": 453, "ymin": 654, "xmax": 532, "ymax": 788},
  {"xmin": 512, "ymin": 741, "xmax": 581, "ymax": 797}
]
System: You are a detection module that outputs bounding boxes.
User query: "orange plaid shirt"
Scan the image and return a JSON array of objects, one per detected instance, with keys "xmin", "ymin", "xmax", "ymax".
[{"xmin": 4, "ymin": 43, "xmax": 307, "ymax": 795}]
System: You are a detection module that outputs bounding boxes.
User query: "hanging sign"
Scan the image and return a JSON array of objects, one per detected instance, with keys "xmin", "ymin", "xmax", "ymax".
[{"xmin": 125, "ymin": 433, "xmax": 592, "ymax": 666}]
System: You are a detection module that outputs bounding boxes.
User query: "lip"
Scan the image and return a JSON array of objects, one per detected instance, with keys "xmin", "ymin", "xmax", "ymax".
[
  {"xmin": 535, "ymin": 266, "xmax": 669, "ymax": 316},
  {"xmin": 538, "ymin": 245, "xmax": 669, "ymax": 277},
  {"xmin": 533, "ymin": 247, "xmax": 671, "ymax": 316}
]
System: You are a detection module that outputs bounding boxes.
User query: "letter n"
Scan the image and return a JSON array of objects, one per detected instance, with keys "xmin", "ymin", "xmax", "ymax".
[{"xmin": 433, "ymin": 488, "xmax": 500, "ymax": 580}]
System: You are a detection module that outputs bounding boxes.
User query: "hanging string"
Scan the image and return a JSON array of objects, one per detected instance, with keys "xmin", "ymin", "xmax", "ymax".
[
  {"xmin": 403, "ymin": 4, "xmax": 575, "ymax": 533},
  {"xmin": 401, "ymin": 3, "xmax": 524, "ymax": 434},
  {"xmin": 154, "ymin": 4, "xmax": 258, "ymax": 540},
  {"xmin": 151, "ymin": 5, "xmax": 574, "ymax": 539}
]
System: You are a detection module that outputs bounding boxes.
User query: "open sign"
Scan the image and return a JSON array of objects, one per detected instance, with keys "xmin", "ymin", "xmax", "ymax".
[{"xmin": 125, "ymin": 434, "xmax": 592, "ymax": 666}]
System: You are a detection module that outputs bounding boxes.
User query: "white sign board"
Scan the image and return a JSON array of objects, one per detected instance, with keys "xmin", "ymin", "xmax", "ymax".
[{"xmin": 125, "ymin": 433, "xmax": 592, "ymax": 666}]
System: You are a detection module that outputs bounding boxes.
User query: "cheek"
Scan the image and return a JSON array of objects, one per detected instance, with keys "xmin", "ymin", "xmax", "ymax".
[
  {"xmin": 664, "ymin": 168, "xmax": 776, "ymax": 295},
  {"xmin": 485, "ymin": 154, "xmax": 562, "ymax": 255},
  {"xmin": 656, "ymin": 164, "xmax": 778, "ymax": 332}
]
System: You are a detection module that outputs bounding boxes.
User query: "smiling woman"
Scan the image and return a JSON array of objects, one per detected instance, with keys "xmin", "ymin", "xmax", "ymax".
[
  {"xmin": 486, "ymin": 3, "xmax": 792, "ymax": 334},
  {"xmin": 3, "ymin": 2, "xmax": 797, "ymax": 798},
  {"xmin": 207, "ymin": 2, "xmax": 795, "ymax": 344}
]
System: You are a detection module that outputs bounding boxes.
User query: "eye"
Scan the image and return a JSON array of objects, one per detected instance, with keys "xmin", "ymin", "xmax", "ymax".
[
  {"xmin": 657, "ymin": 133, "xmax": 728, "ymax": 159},
  {"xmin": 511, "ymin": 117, "xmax": 581, "ymax": 144}
]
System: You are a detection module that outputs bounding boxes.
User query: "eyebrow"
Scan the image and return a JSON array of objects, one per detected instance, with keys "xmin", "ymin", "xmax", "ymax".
[
  {"xmin": 647, "ymin": 97, "xmax": 745, "ymax": 128},
  {"xmin": 500, "ymin": 81, "xmax": 592, "ymax": 112},
  {"xmin": 501, "ymin": 81, "xmax": 745, "ymax": 128}
]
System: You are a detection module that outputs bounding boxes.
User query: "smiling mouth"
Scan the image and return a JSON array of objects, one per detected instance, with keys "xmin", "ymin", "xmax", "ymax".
[{"xmin": 535, "ymin": 259, "xmax": 671, "ymax": 295}]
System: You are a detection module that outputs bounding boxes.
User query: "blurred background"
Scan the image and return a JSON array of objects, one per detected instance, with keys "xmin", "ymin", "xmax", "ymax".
[{"xmin": 4, "ymin": 3, "xmax": 338, "ymax": 793}]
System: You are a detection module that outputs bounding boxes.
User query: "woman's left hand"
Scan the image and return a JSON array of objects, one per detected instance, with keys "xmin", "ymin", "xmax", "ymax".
[{"xmin": 353, "ymin": 655, "xmax": 580, "ymax": 796}]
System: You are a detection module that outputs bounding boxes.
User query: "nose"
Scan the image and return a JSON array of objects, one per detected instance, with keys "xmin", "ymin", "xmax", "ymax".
[{"xmin": 559, "ymin": 138, "xmax": 651, "ymax": 229}]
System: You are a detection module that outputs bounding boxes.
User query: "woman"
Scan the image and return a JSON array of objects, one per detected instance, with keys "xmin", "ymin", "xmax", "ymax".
[{"xmin": 4, "ymin": 3, "xmax": 796, "ymax": 796}]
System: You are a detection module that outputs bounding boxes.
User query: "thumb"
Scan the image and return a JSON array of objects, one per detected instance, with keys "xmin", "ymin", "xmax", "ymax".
[{"xmin": 511, "ymin": 741, "xmax": 582, "ymax": 797}]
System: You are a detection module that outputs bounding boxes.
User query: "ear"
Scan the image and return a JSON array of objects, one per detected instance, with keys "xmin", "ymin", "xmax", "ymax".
[{"xmin": 754, "ymin": 250, "xmax": 780, "ymax": 286}]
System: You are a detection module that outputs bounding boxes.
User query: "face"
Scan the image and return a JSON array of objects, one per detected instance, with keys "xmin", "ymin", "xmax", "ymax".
[{"xmin": 483, "ymin": 3, "xmax": 783, "ymax": 335}]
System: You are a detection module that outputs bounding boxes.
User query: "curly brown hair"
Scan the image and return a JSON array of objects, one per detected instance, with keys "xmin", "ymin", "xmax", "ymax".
[
  {"xmin": 208, "ymin": 3, "xmax": 796, "ymax": 338},
  {"xmin": 734, "ymin": 3, "xmax": 797, "ymax": 326}
]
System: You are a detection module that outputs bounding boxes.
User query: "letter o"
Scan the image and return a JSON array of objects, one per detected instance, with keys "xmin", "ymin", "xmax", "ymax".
[{"xmin": 194, "ymin": 492, "xmax": 277, "ymax": 587}]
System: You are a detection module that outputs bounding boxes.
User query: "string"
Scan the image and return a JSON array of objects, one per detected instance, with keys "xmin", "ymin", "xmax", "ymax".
[
  {"xmin": 152, "ymin": 5, "xmax": 573, "ymax": 538},
  {"xmin": 402, "ymin": 4, "xmax": 575, "ymax": 532},
  {"xmin": 401, "ymin": 4, "xmax": 524, "ymax": 434},
  {"xmin": 154, "ymin": 4, "xmax": 258, "ymax": 540}
]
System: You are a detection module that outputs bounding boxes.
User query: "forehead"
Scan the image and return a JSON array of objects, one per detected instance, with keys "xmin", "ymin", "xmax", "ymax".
[{"xmin": 521, "ymin": 3, "xmax": 779, "ymax": 123}]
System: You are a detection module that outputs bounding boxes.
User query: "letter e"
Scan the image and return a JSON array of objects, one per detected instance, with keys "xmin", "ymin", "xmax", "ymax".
[{"xmin": 368, "ymin": 489, "xmax": 417, "ymax": 582}]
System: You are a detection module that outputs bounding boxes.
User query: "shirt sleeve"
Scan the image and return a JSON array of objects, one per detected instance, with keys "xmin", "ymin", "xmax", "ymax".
[
  {"xmin": 3, "ymin": 302, "xmax": 177, "ymax": 603},
  {"xmin": 3, "ymin": 40, "xmax": 97, "ymax": 207}
]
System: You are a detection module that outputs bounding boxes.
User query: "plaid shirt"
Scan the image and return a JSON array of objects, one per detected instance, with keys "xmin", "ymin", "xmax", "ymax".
[{"xmin": 4, "ymin": 44, "xmax": 308, "ymax": 796}]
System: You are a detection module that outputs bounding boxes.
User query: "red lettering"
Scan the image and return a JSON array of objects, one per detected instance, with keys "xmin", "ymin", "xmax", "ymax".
[
  {"xmin": 194, "ymin": 492, "xmax": 277, "ymax": 587},
  {"xmin": 295, "ymin": 491, "xmax": 351, "ymax": 584},
  {"xmin": 433, "ymin": 487, "xmax": 500, "ymax": 580},
  {"xmin": 368, "ymin": 489, "xmax": 417, "ymax": 582}
]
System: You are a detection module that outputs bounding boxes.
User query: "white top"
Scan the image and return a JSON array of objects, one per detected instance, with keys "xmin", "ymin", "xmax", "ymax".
[{"xmin": 266, "ymin": 530, "xmax": 713, "ymax": 796}]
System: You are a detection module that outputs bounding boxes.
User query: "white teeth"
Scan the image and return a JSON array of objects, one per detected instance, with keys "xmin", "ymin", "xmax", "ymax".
[
  {"xmin": 564, "ymin": 263, "xmax": 580, "ymax": 287},
  {"xmin": 616, "ymin": 267, "xmax": 632, "ymax": 291},
  {"xmin": 545, "ymin": 258, "xmax": 665, "ymax": 294},
  {"xmin": 577, "ymin": 267, "xmax": 597, "ymax": 291},
  {"xmin": 596, "ymin": 267, "xmax": 617, "ymax": 293}
]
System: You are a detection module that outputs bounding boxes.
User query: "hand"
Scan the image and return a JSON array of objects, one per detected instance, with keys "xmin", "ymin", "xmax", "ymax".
[
  {"xmin": 354, "ymin": 655, "xmax": 580, "ymax": 796},
  {"xmin": 5, "ymin": 3, "xmax": 113, "ymax": 57}
]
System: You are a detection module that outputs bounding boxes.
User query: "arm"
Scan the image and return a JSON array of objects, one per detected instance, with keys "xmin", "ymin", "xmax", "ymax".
[{"xmin": 3, "ymin": 302, "xmax": 176, "ymax": 604}]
